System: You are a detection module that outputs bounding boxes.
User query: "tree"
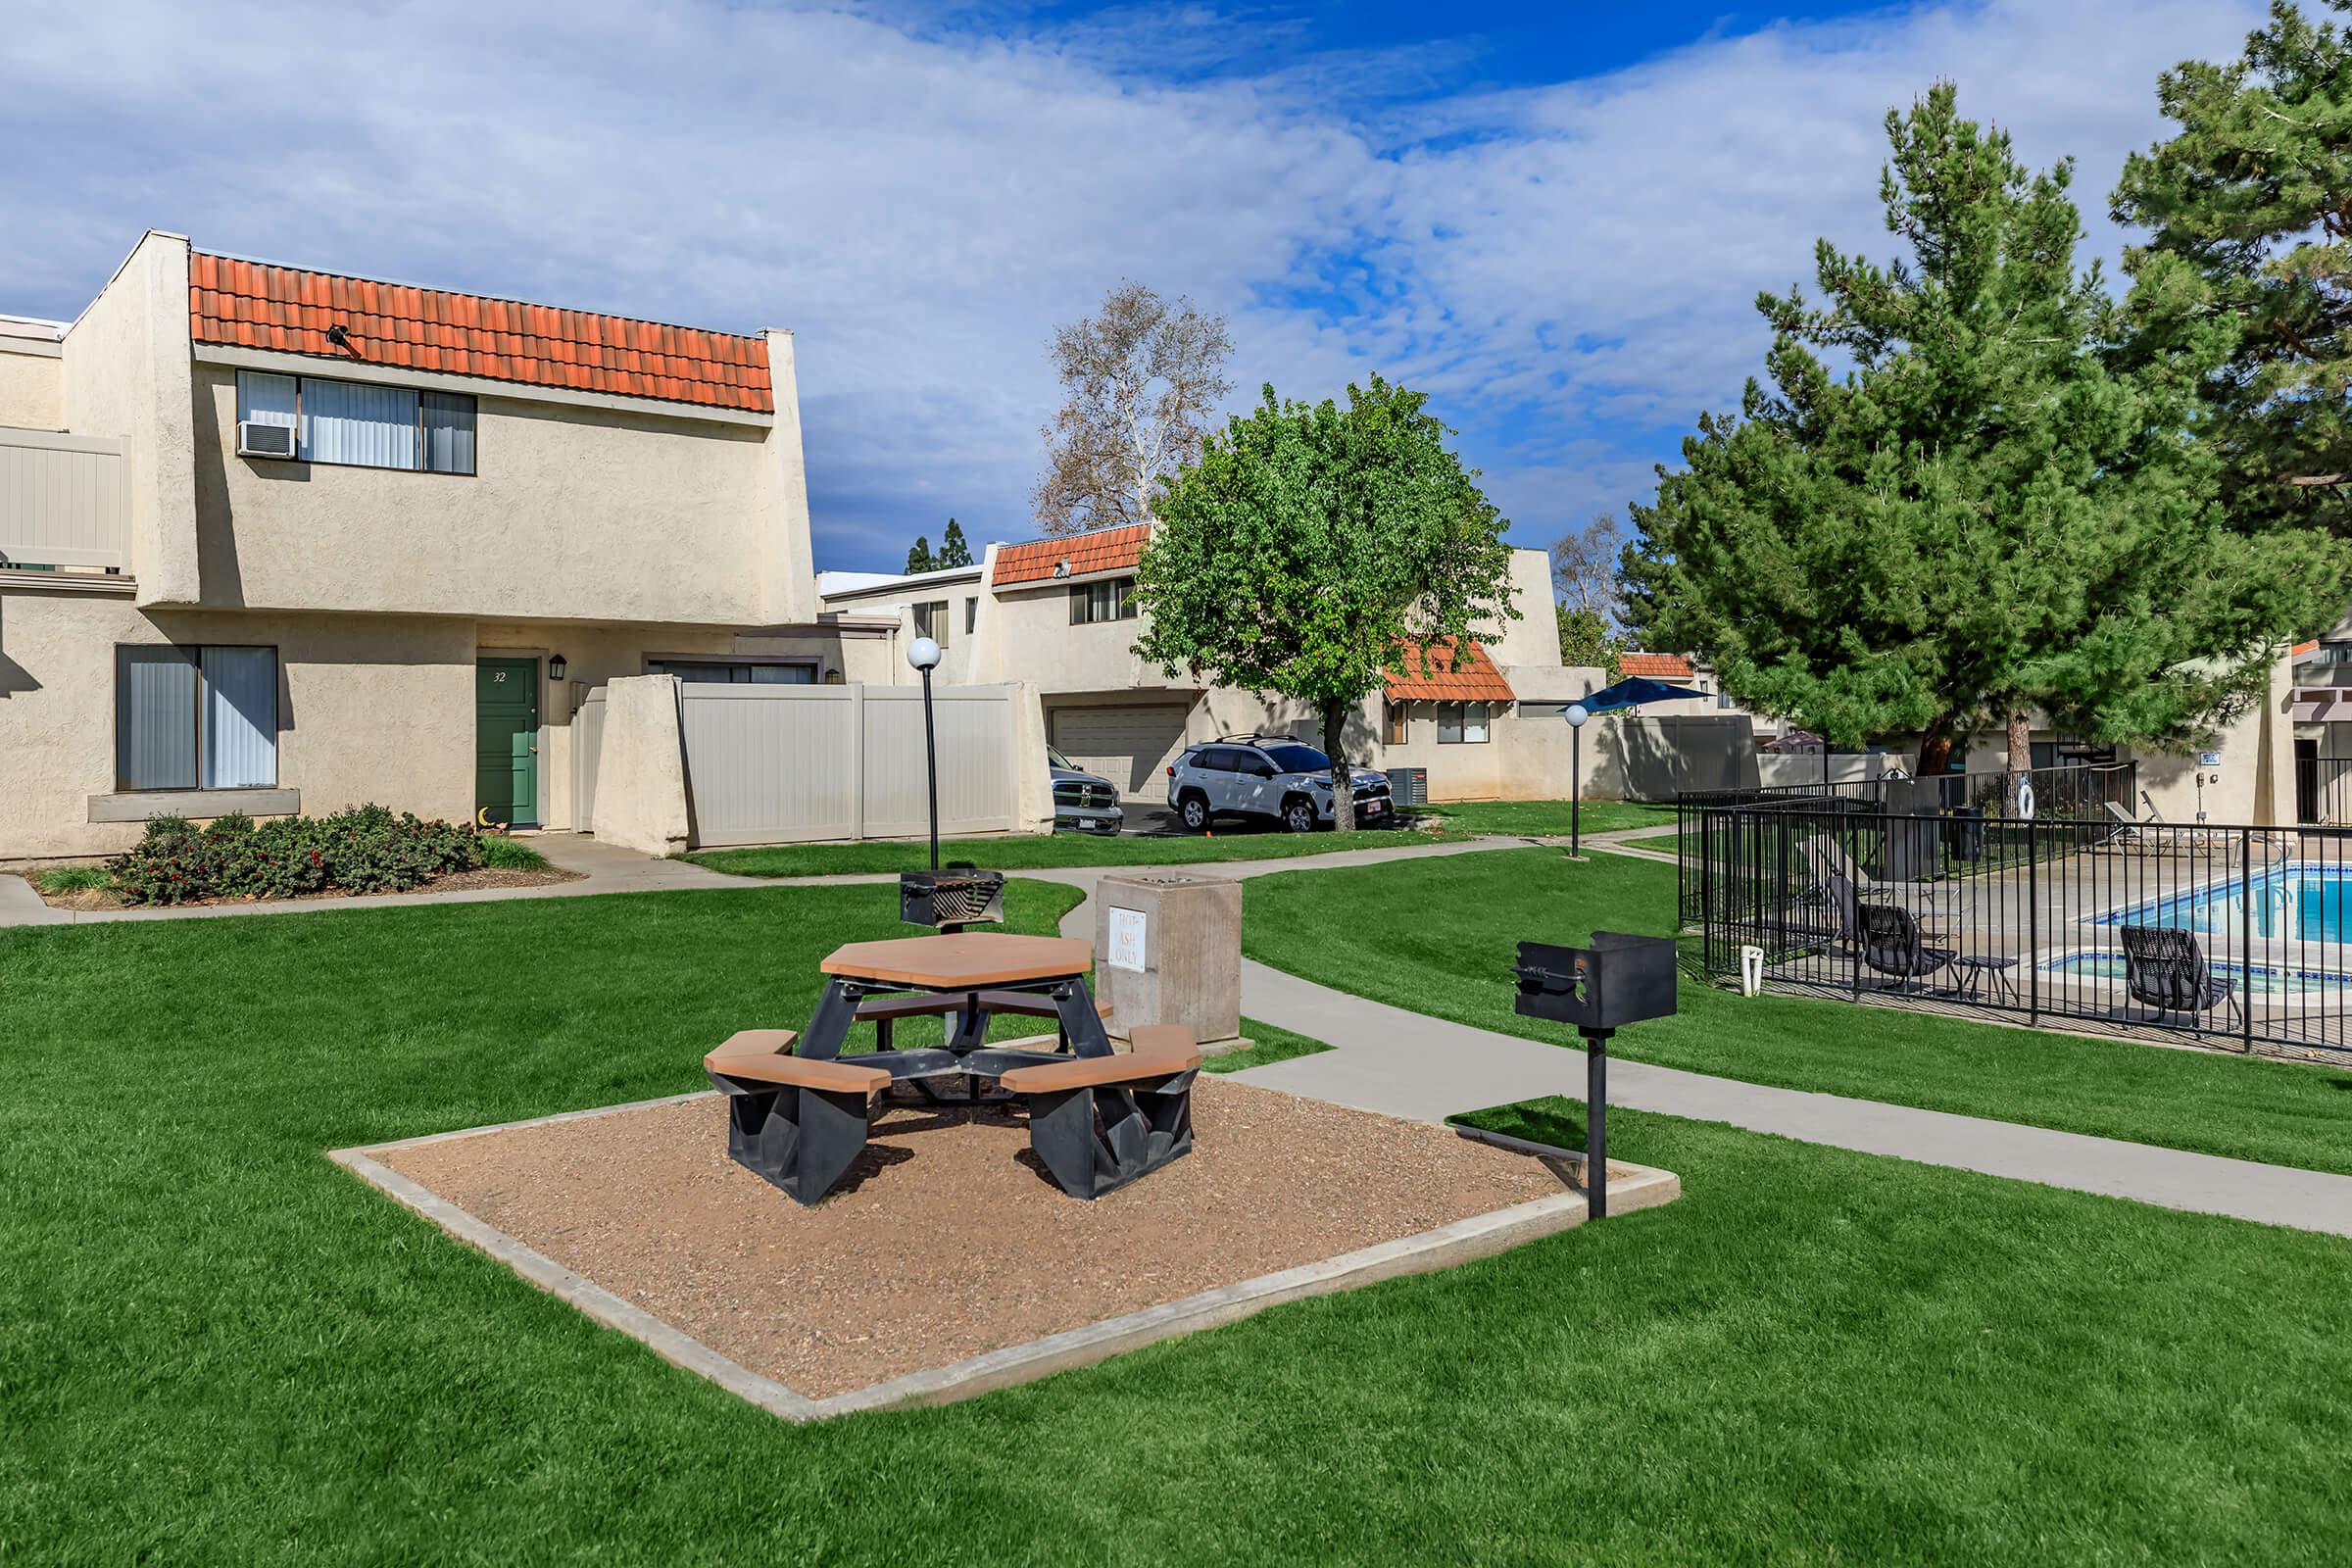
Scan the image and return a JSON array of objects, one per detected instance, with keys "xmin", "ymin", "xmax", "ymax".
[
  {"xmin": 1621, "ymin": 83, "xmax": 2344, "ymax": 781},
  {"xmin": 1035, "ymin": 281, "xmax": 1234, "ymax": 536},
  {"xmin": 1134, "ymin": 376, "xmax": 1516, "ymax": 829},
  {"xmin": 2113, "ymin": 1, "xmax": 2352, "ymax": 537},
  {"xmin": 1557, "ymin": 606, "xmax": 1624, "ymax": 678},
  {"xmin": 936, "ymin": 517, "xmax": 973, "ymax": 568},
  {"xmin": 904, "ymin": 535, "xmax": 934, "ymax": 574},
  {"xmin": 1551, "ymin": 514, "xmax": 1627, "ymax": 623}
]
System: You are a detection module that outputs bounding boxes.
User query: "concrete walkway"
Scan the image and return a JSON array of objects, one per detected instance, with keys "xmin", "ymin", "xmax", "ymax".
[{"xmin": 1030, "ymin": 858, "xmax": 2352, "ymax": 1241}]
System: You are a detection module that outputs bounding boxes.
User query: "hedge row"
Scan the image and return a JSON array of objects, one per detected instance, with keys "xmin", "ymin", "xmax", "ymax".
[{"xmin": 109, "ymin": 805, "xmax": 484, "ymax": 906}]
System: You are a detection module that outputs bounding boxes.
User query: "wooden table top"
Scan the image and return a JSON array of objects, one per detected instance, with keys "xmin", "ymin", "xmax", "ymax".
[{"xmin": 820, "ymin": 932, "xmax": 1093, "ymax": 989}]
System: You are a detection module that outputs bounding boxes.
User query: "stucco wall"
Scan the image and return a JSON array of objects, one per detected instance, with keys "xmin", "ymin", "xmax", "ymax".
[
  {"xmin": 2135, "ymin": 650, "xmax": 2297, "ymax": 825},
  {"xmin": 588, "ymin": 674, "xmax": 692, "ymax": 857},
  {"xmin": 189, "ymin": 365, "xmax": 782, "ymax": 624},
  {"xmin": 0, "ymin": 349, "xmax": 61, "ymax": 429},
  {"xmin": 58, "ymin": 231, "xmax": 198, "ymax": 603},
  {"xmin": 0, "ymin": 585, "xmax": 472, "ymax": 858}
]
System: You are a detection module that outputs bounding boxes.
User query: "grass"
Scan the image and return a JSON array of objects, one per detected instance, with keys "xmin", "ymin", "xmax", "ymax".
[
  {"xmin": 478, "ymin": 834, "xmax": 552, "ymax": 871},
  {"xmin": 28, "ymin": 864, "xmax": 110, "ymax": 895},
  {"xmin": 1241, "ymin": 847, "xmax": 2352, "ymax": 1177},
  {"xmin": 2, "ymin": 874, "xmax": 2348, "ymax": 1562},
  {"xmin": 688, "ymin": 825, "xmax": 1442, "ymax": 877},
  {"xmin": 1200, "ymin": 1017, "xmax": 1335, "ymax": 1074},
  {"xmin": 1418, "ymin": 798, "xmax": 1676, "ymax": 838}
]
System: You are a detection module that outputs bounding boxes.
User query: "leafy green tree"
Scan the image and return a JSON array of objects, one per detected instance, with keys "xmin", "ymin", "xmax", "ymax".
[
  {"xmin": 1556, "ymin": 606, "xmax": 1623, "ymax": 678},
  {"xmin": 1134, "ymin": 376, "xmax": 1516, "ymax": 828},
  {"xmin": 904, "ymin": 535, "xmax": 934, "ymax": 574},
  {"xmin": 1622, "ymin": 83, "xmax": 2343, "ymax": 777},
  {"xmin": 936, "ymin": 518, "xmax": 973, "ymax": 568},
  {"xmin": 2113, "ymin": 1, "xmax": 2352, "ymax": 537}
]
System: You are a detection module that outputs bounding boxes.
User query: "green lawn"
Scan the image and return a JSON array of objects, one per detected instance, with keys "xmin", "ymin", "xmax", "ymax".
[
  {"xmin": 1202, "ymin": 1017, "xmax": 1335, "ymax": 1074},
  {"xmin": 1241, "ymin": 847, "xmax": 2352, "ymax": 1176},
  {"xmin": 688, "ymin": 825, "xmax": 1443, "ymax": 876},
  {"xmin": 2, "ymin": 878, "xmax": 2348, "ymax": 1561},
  {"xmin": 1418, "ymin": 798, "xmax": 1676, "ymax": 838}
]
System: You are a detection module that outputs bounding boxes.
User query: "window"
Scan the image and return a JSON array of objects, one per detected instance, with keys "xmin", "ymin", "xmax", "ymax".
[
  {"xmin": 964, "ymin": 596, "xmax": 978, "ymax": 636},
  {"xmin": 913, "ymin": 600, "xmax": 950, "ymax": 645},
  {"xmin": 116, "ymin": 645, "xmax": 277, "ymax": 791},
  {"xmin": 647, "ymin": 660, "xmax": 816, "ymax": 684},
  {"xmin": 1068, "ymin": 576, "xmax": 1139, "ymax": 624},
  {"xmin": 236, "ymin": 370, "xmax": 476, "ymax": 474},
  {"xmin": 1437, "ymin": 702, "xmax": 1491, "ymax": 745},
  {"xmin": 1383, "ymin": 701, "xmax": 1411, "ymax": 745},
  {"xmin": 1718, "ymin": 689, "xmax": 1737, "ymax": 710}
]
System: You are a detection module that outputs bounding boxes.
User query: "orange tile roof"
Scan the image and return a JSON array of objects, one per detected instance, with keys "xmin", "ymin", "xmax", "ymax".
[
  {"xmin": 1385, "ymin": 638, "xmax": 1515, "ymax": 702},
  {"xmin": 992, "ymin": 522, "xmax": 1152, "ymax": 587},
  {"xmin": 188, "ymin": 252, "xmax": 771, "ymax": 414},
  {"xmin": 1618, "ymin": 651, "xmax": 1694, "ymax": 680}
]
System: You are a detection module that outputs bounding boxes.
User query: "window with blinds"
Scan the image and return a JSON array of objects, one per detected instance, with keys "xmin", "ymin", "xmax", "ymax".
[
  {"xmin": 116, "ymin": 645, "xmax": 278, "ymax": 791},
  {"xmin": 236, "ymin": 371, "xmax": 476, "ymax": 474},
  {"xmin": 1068, "ymin": 576, "xmax": 1139, "ymax": 624}
]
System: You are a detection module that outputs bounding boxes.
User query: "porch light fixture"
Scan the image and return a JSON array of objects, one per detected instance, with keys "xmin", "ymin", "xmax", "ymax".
[{"xmin": 548, "ymin": 654, "xmax": 567, "ymax": 682}]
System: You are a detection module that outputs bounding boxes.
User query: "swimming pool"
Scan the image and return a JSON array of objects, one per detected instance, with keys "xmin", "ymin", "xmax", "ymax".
[
  {"xmin": 2039, "ymin": 950, "xmax": 2352, "ymax": 999},
  {"xmin": 2093, "ymin": 861, "xmax": 2352, "ymax": 943}
]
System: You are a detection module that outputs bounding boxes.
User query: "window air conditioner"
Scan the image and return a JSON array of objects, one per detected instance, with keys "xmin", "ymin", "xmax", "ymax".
[{"xmin": 237, "ymin": 421, "xmax": 298, "ymax": 460}]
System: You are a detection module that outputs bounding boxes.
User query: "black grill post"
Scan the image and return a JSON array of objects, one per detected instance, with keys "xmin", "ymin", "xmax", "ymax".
[{"xmin": 1513, "ymin": 933, "xmax": 1679, "ymax": 1218}]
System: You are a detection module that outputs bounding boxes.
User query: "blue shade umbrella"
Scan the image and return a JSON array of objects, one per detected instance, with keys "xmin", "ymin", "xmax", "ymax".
[{"xmin": 1567, "ymin": 675, "xmax": 1713, "ymax": 714}]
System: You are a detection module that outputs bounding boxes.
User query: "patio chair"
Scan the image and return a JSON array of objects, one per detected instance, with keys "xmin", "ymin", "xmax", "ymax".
[
  {"xmin": 1804, "ymin": 838, "xmax": 1964, "ymax": 931},
  {"xmin": 2118, "ymin": 925, "xmax": 2242, "ymax": 1029},
  {"xmin": 1853, "ymin": 902, "xmax": 1957, "ymax": 995}
]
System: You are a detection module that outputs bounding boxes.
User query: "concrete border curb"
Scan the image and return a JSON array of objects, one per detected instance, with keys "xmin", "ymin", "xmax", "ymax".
[{"xmin": 331, "ymin": 1099, "xmax": 1680, "ymax": 1422}]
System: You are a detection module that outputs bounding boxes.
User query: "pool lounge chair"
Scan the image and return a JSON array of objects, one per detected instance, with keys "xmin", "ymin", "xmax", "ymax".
[
  {"xmin": 1800, "ymin": 838, "xmax": 1965, "ymax": 929},
  {"xmin": 2118, "ymin": 925, "xmax": 2242, "ymax": 1030}
]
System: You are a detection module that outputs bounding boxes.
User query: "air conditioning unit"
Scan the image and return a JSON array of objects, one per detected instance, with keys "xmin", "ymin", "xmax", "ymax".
[{"xmin": 237, "ymin": 421, "xmax": 298, "ymax": 460}]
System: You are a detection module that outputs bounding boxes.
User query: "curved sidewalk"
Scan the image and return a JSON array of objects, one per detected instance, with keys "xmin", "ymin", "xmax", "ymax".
[{"xmin": 1042, "ymin": 862, "xmax": 2352, "ymax": 1241}]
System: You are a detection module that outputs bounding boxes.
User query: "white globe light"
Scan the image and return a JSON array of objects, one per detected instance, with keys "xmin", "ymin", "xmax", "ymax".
[
  {"xmin": 1565, "ymin": 703, "xmax": 1591, "ymax": 728},
  {"xmin": 907, "ymin": 635, "xmax": 943, "ymax": 671}
]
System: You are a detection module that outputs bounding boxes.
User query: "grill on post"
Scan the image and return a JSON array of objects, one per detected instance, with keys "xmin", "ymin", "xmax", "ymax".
[
  {"xmin": 899, "ymin": 868, "xmax": 1005, "ymax": 930},
  {"xmin": 1512, "ymin": 931, "xmax": 1679, "ymax": 1218}
]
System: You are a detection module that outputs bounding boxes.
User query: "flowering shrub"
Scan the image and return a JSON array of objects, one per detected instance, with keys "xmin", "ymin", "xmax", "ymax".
[{"xmin": 108, "ymin": 805, "xmax": 486, "ymax": 906}]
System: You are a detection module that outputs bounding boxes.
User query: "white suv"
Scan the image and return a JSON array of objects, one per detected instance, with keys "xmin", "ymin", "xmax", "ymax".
[{"xmin": 1165, "ymin": 738, "xmax": 1395, "ymax": 833}]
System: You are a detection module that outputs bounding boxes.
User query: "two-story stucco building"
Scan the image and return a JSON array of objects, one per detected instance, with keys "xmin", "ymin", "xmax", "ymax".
[
  {"xmin": 0, "ymin": 230, "xmax": 841, "ymax": 858},
  {"xmin": 817, "ymin": 521, "xmax": 1600, "ymax": 806}
]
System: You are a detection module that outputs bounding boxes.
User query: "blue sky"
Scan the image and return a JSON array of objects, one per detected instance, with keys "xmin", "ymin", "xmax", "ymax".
[{"xmin": 0, "ymin": 1, "xmax": 2267, "ymax": 575}]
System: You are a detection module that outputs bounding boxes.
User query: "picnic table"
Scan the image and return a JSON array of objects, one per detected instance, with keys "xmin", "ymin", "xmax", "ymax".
[
  {"xmin": 799, "ymin": 932, "xmax": 1112, "ymax": 1096},
  {"xmin": 705, "ymin": 930, "xmax": 1201, "ymax": 1202}
]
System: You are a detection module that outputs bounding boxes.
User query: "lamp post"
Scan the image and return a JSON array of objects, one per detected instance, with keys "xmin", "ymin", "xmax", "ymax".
[
  {"xmin": 1565, "ymin": 703, "xmax": 1590, "ymax": 859},
  {"xmin": 907, "ymin": 635, "xmax": 943, "ymax": 871}
]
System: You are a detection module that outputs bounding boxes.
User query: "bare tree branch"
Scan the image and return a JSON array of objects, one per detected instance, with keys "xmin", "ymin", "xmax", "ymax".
[{"xmin": 1035, "ymin": 281, "xmax": 1234, "ymax": 536}]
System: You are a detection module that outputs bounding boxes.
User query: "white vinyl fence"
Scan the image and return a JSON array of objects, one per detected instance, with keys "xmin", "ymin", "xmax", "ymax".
[
  {"xmin": 572, "ymin": 687, "xmax": 608, "ymax": 831},
  {"xmin": 574, "ymin": 679, "xmax": 1026, "ymax": 848}
]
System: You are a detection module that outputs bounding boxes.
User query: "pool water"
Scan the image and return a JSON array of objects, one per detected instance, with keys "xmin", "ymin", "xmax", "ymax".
[
  {"xmin": 2040, "ymin": 950, "xmax": 2352, "ymax": 999},
  {"xmin": 2094, "ymin": 862, "xmax": 2352, "ymax": 944}
]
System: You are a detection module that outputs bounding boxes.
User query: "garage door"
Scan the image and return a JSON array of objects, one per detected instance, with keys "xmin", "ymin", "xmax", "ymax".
[{"xmin": 1051, "ymin": 705, "xmax": 1192, "ymax": 802}]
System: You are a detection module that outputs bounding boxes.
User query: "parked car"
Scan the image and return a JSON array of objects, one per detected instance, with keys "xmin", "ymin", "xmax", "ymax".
[
  {"xmin": 1165, "ymin": 737, "xmax": 1394, "ymax": 833},
  {"xmin": 1050, "ymin": 748, "xmax": 1124, "ymax": 835}
]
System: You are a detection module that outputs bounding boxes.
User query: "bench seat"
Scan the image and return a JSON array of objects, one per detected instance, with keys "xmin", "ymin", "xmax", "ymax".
[
  {"xmin": 704, "ymin": 1029, "xmax": 881, "ymax": 1205},
  {"xmin": 1001, "ymin": 1024, "xmax": 1202, "ymax": 1200}
]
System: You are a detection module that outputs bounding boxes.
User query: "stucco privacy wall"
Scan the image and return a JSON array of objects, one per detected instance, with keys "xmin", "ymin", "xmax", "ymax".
[
  {"xmin": 58, "ymin": 231, "xmax": 198, "ymax": 603},
  {"xmin": 0, "ymin": 347, "xmax": 60, "ymax": 429},
  {"xmin": 189, "ymin": 366, "xmax": 778, "ymax": 623},
  {"xmin": 589, "ymin": 674, "xmax": 693, "ymax": 857},
  {"xmin": 2136, "ymin": 652, "xmax": 2298, "ymax": 825},
  {"xmin": 0, "ymin": 585, "xmax": 472, "ymax": 858}
]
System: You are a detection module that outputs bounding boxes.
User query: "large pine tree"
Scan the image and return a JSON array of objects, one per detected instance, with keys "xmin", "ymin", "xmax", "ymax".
[
  {"xmin": 1623, "ymin": 83, "xmax": 2342, "ymax": 774},
  {"xmin": 2113, "ymin": 0, "xmax": 2352, "ymax": 538}
]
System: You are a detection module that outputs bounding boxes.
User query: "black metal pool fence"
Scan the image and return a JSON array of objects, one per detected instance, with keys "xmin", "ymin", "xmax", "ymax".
[
  {"xmin": 1681, "ymin": 788, "xmax": 2350, "ymax": 1060},
  {"xmin": 1674, "ymin": 761, "xmax": 2138, "ymax": 927}
]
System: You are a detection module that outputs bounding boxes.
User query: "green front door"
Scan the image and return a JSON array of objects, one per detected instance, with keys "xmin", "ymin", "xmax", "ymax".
[{"xmin": 475, "ymin": 659, "xmax": 539, "ymax": 828}]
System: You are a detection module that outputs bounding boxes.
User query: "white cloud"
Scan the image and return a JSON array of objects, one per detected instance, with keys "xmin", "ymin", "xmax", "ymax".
[{"xmin": 0, "ymin": 0, "xmax": 2268, "ymax": 567}]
